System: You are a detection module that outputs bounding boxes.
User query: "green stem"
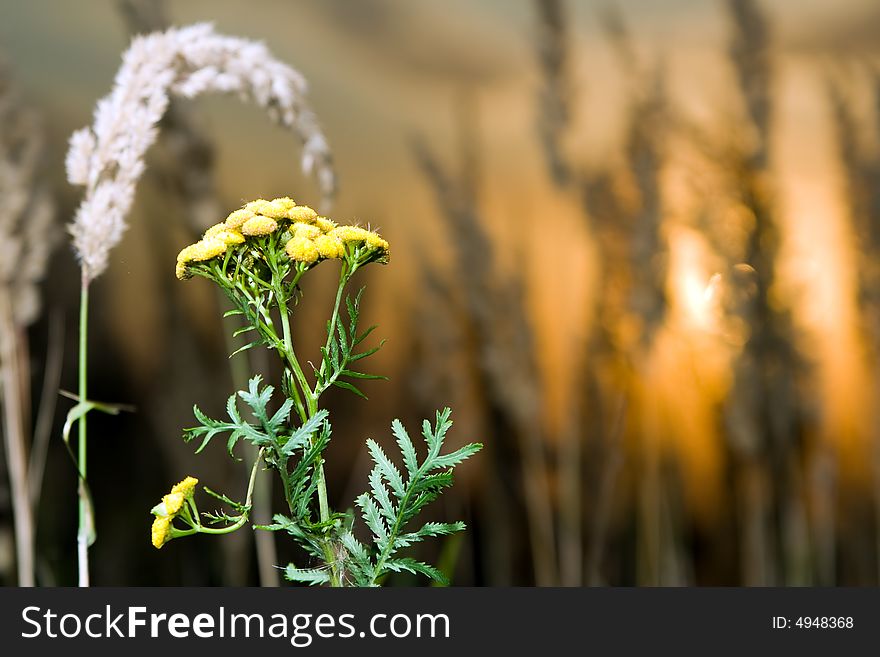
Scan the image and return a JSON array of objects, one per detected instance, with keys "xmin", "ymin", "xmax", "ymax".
[
  {"xmin": 77, "ymin": 282, "xmax": 90, "ymax": 587},
  {"xmin": 317, "ymin": 266, "xmax": 350, "ymax": 385},
  {"xmin": 195, "ymin": 447, "xmax": 265, "ymax": 536},
  {"xmin": 275, "ymin": 268, "xmax": 339, "ymax": 586}
]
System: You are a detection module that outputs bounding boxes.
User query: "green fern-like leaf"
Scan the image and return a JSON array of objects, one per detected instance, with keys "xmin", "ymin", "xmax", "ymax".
[{"xmin": 344, "ymin": 408, "xmax": 481, "ymax": 586}]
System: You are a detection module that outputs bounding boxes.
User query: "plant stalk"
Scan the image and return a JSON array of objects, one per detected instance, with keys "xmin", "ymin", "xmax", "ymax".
[
  {"xmin": 277, "ymin": 281, "xmax": 339, "ymax": 586},
  {"xmin": 77, "ymin": 282, "xmax": 90, "ymax": 587},
  {"xmin": 0, "ymin": 294, "xmax": 35, "ymax": 586}
]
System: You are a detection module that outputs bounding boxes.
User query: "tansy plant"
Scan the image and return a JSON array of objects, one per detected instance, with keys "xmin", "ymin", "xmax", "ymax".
[{"xmin": 152, "ymin": 196, "xmax": 481, "ymax": 587}]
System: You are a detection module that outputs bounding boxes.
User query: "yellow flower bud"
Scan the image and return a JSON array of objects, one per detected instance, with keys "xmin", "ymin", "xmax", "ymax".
[
  {"xmin": 286, "ymin": 205, "xmax": 318, "ymax": 223},
  {"xmin": 175, "ymin": 261, "xmax": 190, "ymax": 280},
  {"xmin": 285, "ymin": 236, "xmax": 319, "ymax": 263},
  {"xmin": 290, "ymin": 222, "xmax": 321, "ymax": 240},
  {"xmin": 162, "ymin": 492, "xmax": 185, "ymax": 516},
  {"xmin": 241, "ymin": 215, "xmax": 278, "ymax": 236},
  {"xmin": 176, "ymin": 244, "xmax": 198, "ymax": 264},
  {"xmin": 171, "ymin": 476, "xmax": 199, "ymax": 498},
  {"xmin": 203, "ymin": 223, "xmax": 228, "ymax": 239},
  {"xmin": 330, "ymin": 225, "xmax": 372, "ymax": 243},
  {"xmin": 151, "ymin": 516, "xmax": 171, "ymax": 549},
  {"xmin": 225, "ymin": 208, "xmax": 255, "ymax": 230},
  {"xmin": 315, "ymin": 217, "xmax": 337, "ymax": 233},
  {"xmin": 245, "ymin": 198, "xmax": 293, "ymax": 219},
  {"xmin": 314, "ymin": 234, "xmax": 345, "ymax": 259},
  {"xmin": 218, "ymin": 229, "xmax": 245, "ymax": 245},
  {"xmin": 190, "ymin": 238, "xmax": 227, "ymax": 261}
]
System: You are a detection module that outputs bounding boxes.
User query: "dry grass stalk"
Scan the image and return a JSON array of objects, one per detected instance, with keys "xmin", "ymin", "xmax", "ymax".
[
  {"xmin": 718, "ymin": 0, "xmax": 809, "ymax": 585},
  {"xmin": 829, "ymin": 71, "xmax": 880, "ymax": 582},
  {"xmin": 414, "ymin": 123, "xmax": 558, "ymax": 584},
  {"xmin": 0, "ymin": 59, "xmax": 56, "ymax": 587}
]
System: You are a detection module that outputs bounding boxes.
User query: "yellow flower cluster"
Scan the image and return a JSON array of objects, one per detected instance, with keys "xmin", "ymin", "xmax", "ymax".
[
  {"xmin": 175, "ymin": 197, "xmax": 390, "ymax": 279},
  {"xmin": 151, "ymin": 476, "xmax": 199, "ymax": 549}
]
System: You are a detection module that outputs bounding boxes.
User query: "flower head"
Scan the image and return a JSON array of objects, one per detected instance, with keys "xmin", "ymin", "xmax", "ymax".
[
  {"xmin": 171, "ymin": 476, "xmax": 199, "ymax": 498},
  {"xmin": 285, "ymin": 236, "xmax": 319, "ymax": 263},
  {"xmin": 314, "ymin": 234, "xmax": 345, "ymax": 259},
  {"xmin": 151, "ymin": 516, "xmax": 172, "ymax": 549},
  {"xmin": 290, "ymin": 222, "xmax": 321, "ymax": 240},
  {"xmin": 241, "ymin": 215, "xmax": 278, "ymax": 236},
  {"xmin": 176, "ymin": 200, "xmax": 390, "ymax": 278},
  {"xmin": 244, "ymin": 198, "xmax": 294, "ymax": 219},
  {"xmin": 329, "ymin": 225, "xmax": 389, "ymax": 263},
  {"xmin": 225, "ymin": 208, "xmax": 255, "ymax": 230},
  {"xmin": 287, "ymin": 205, "xmax": 318, "ymax": 224},
  {"xmin": 150, "ymin": 476, "xmax": 199, "ymax": 549},
  {"xmin": 315, "ymin": 217, "xmax": 337, "ymax": 232}
]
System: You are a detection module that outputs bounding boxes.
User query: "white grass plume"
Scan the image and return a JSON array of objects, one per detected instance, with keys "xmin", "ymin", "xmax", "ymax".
[
  {"xmin": 66, "ymin": 22, "xmax": 336, "ymax": 283},
  {"xmin": 0, "ymin": 61, "xmax": 55, "ymax": 327}
]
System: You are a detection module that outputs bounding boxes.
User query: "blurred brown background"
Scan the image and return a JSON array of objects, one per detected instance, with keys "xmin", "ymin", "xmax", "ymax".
[{"xmin": 2, "ymin": 0, "xmax": 880, "ymax": 585}]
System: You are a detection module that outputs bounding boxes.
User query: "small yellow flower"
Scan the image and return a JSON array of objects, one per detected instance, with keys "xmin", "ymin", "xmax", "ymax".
[
  {"xmin": 314, "ymin": 234, "xmax": 345, "ymax": 259},
  {"xmin": 243, "ymin": 198, "xmax": 273, "ymax": 214},
  {"xmin": 285, "ymin": 236, "xmax": 319, "ymax": 263},
  {"xmin": 241, "ymin": 215, "xmax": 279, "ymax": 236},
  {"xmin": 245, "ymin": 197, "xmax": 294, "ymax": 219},
  {"xmin": 175, "ymin": 261, "xmax": 190, "ymax": 280},
  {"xmin": 171, "ymin": 476, "xmax": 199, "ymax": 498},
  {"xmin": 218, "ymin": 229, "xmax": 245, "ymax": 245},
  {"xmin": 176, "ymin": 244, "xmax": 197, "ymax": 264},
  {"xmin": 203, "ymin": 223, "xmax": 228, "ymax": 239},
  {"xmin": 286, "ymin": 205, "xmax": 318, "ymax": 223},
  {"xmin": 225, "ymin": 208, "xmax": 255, "ymax": 230},
  {"xmin": 331, "ymin": 226, "xmax": 388, "ymax": 249},
  {"xmin": 204, "ymin": 223, "xmax": 245, "ymax": 246},
  {"xmin": 162, "ymin": 492, "xmax": 184, "ymax": 515},
  {"xmin": 315, "ymin": 217, "xmax": 337, "ymax": 233},
  {"xmin": 151, "ymin": 516, "xmax": 171, "ymax": 549},
  {"xmin": 290, "ymin": 222, "xmax": 322, "ymax": 240},
  {"xmin": 190, "ymin": 238, "xmax": 228, "ymax": 261},
  {"xmin": 331, "ymin": 225, "xmax": 373, "ymax": 243},
  {"xmin": 269, "ymin": 197, "xmax": 297, "ymax": 215}
]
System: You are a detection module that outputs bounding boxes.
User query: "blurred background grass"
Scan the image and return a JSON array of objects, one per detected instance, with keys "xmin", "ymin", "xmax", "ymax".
[{"xmin": 2, "ymin": 0, "xmax": 880, "ymax": 585}]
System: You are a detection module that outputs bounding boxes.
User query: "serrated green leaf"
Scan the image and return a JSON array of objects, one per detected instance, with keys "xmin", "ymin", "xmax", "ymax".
[
  {"xmin": 368, "ymin": 466, "xmax": 396, "ymax": 523},
  {"xmin": 428, "ymin": 442, "xmax": 482, "ymax": 470},
  {"xmin": 281, "ymin": 409, "xmax": 329, "ymax": 456},
  {"xmin": 383, "ymin": 558, "xmax": 447, "ymax": 585},
  {"xmin": 284, "ymin": 566, "xmax": 330, "ymax": 586},
  {"xmin": 267, "ymin": 398, "xmax": 294, "ymax": 436},
  {"xmin": 391, "ymin": 418, "xmax": 418, "ymax": 476},
  {"xmin": 357, "ymin": 492, "xmax": 387, "ymax": 541},
  {"xmin": 366, "ymin": 439, "xmax": 405, "ymax": 498}
]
